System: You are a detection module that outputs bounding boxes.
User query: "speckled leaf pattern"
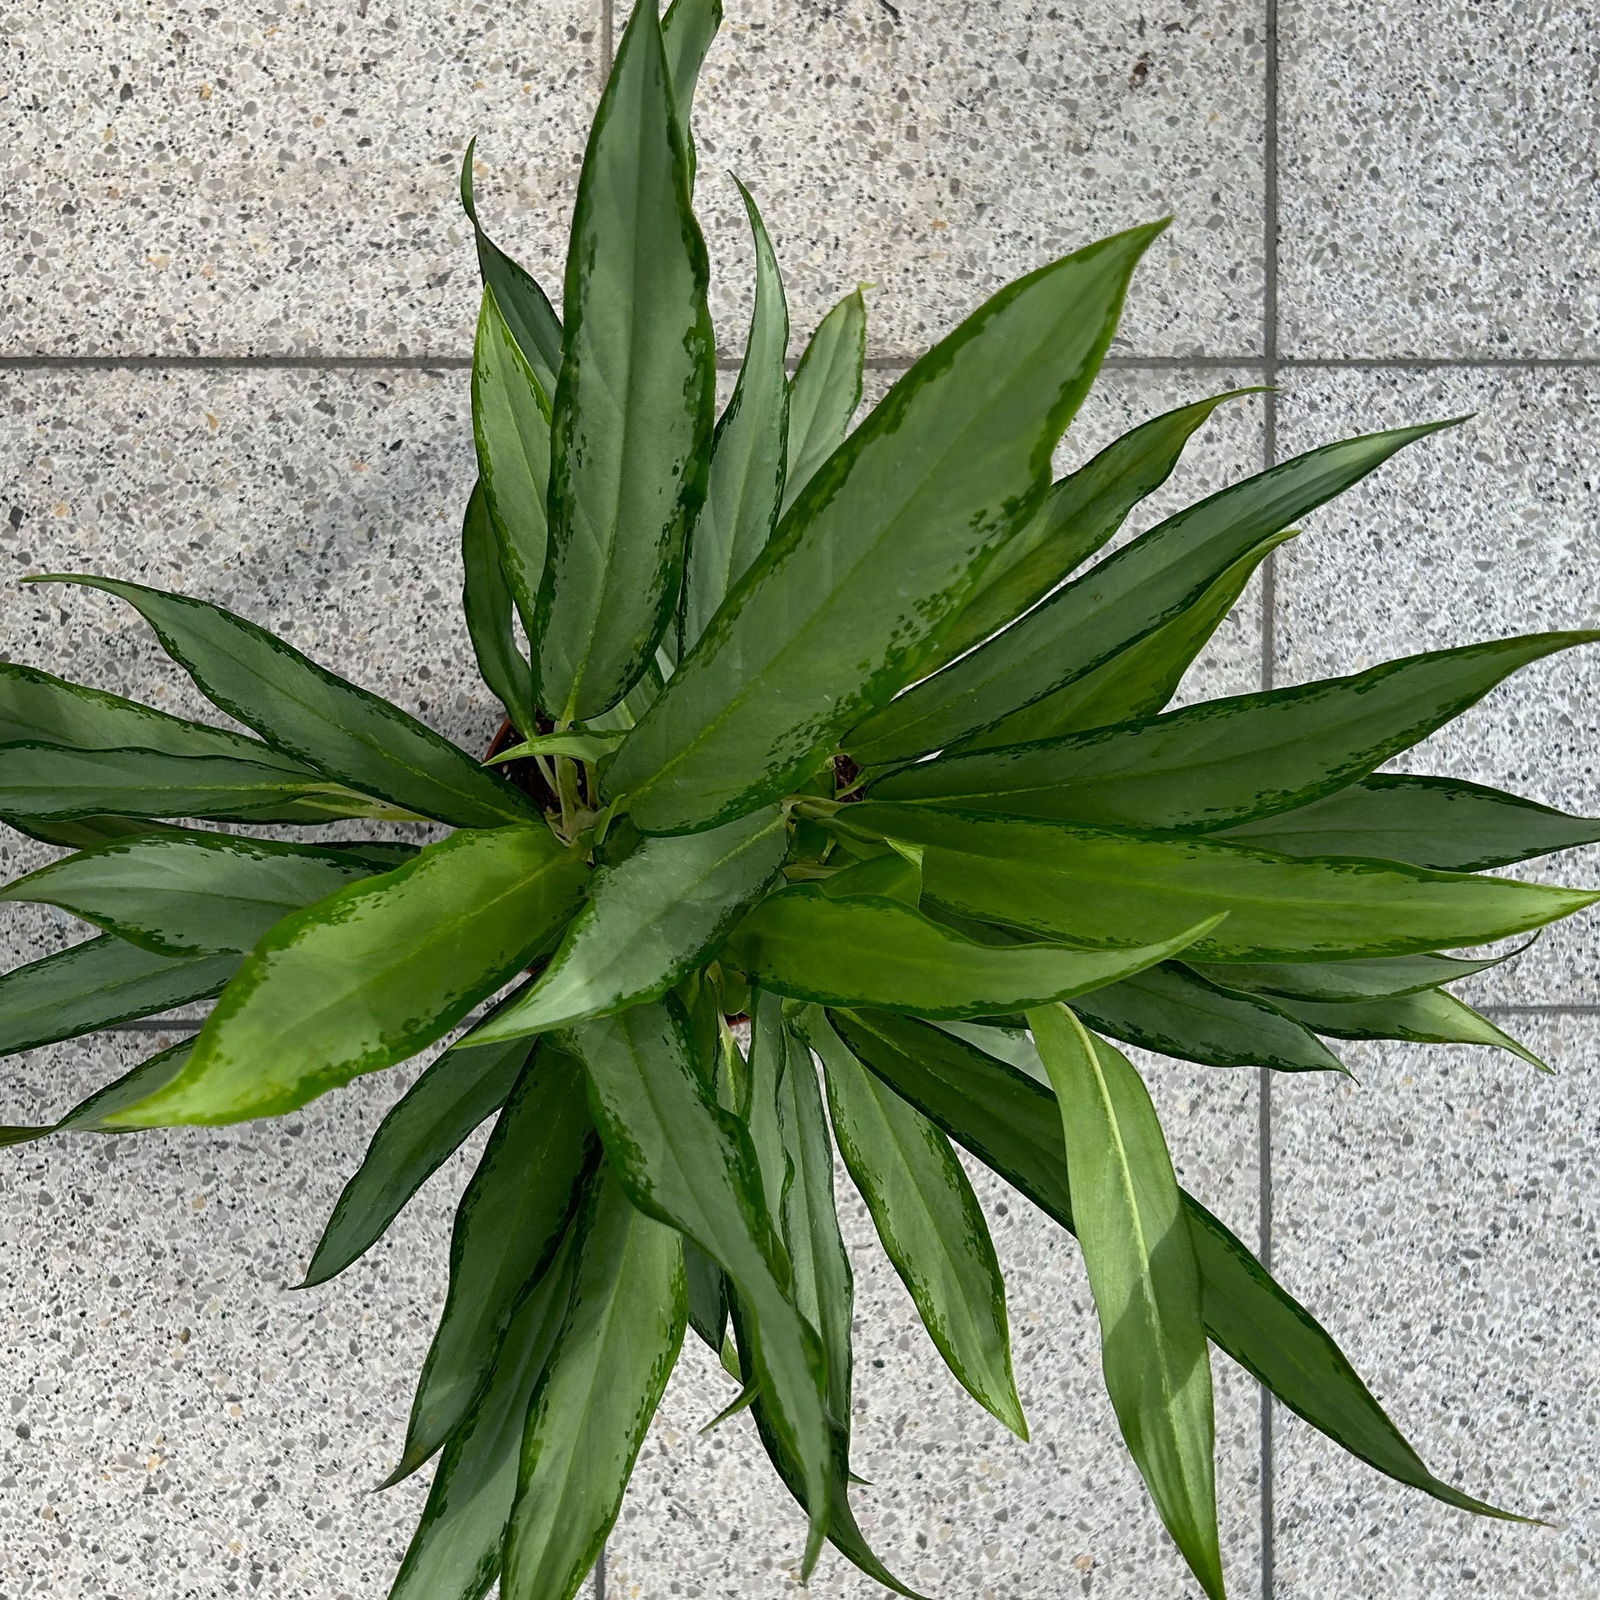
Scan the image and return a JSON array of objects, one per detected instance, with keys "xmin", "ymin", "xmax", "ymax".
[
  {"xmin": 1197, "ymin": 948, "xmax": 1519, "ymax": 1004},
  {"xmin": 607, "ymin": 223, "xmax": 1165, "ymax": 835},
  {"xmin": 723, "ymin": 882, "xmax": 1218, "ymax": 1017},
  {"xmin": 834, "ymin": 802, "xmax": 1600, "ymax": 962},
  {"xmin": 30, "ymin": 576, "xmax": 538, "ymax": 828},
  {"xmin": 536, "ymin": 0, "xmax": 715, "ymax": 721},
  {"xmin": 99, "ymin": 825, "xmax": 586, "ymax": 1127},
  {"xmin": 807, "ymin": 1010, "xmax": 1027, "ymax": 1438},
  {"xmin": 1028, "ymin": 1004, "xmax": 1224, "ymax": 1599},
  {"xmin": 1272, "ymin": 986, "xmax": 1548, "ymax": 1070}
]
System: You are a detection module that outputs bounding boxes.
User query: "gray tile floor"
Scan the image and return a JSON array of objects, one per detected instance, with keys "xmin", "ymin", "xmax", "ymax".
[{"xmin": 3, "ymin": 0, "xmax": 1598, "ymax": 1596}]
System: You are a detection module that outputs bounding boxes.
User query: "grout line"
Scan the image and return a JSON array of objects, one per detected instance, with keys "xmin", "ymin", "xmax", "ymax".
[
  {"xmin": 1258, "ymin": 0, "xmax": 1280, "ymax": 1592},
  {"xmin": 1281, "ymin": 356, "xmax": 1600, "ymax": 370},
  {"xmin": 594, "ymin": 1546, "xmax": 607, "ymax": 1600},
  {"xmin": 599, "ymin": 0, "xmax": 614, "ymax": 79},
  {"xmin": 0, "ymin": 355, "xmax": 473, "ymax": 372}
]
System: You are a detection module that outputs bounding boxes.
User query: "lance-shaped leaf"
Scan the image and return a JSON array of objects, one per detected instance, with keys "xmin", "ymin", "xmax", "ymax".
[
  {"xmin": 607, "ymin": 222, "xmax": 1165, "ymax": 835},
  {"xmin": 1193, "ymin": 948, "xmax": 1519, "ymax": 1005},
  {"xmin": 386, "ymin": 1226, "xmax": 579, "ymax": 1600},
  {"xmin": 0, "ymin": 935, "xmax": 238, "ymax": 1057},
  {"xmin": 0, "ymin": 661, "xmax": 315, "ymax": 774},
  {"xmin": 661, "ymin": 0, "xmax": 724, "ymax": 156},
  {"xmin": 1272, "ymin": 987, "xmax": 1549, "ymax": 1070},
  {"xmin": 833, "ymin": 802, "xmax": 1599, "ymax": 963},
  {"xmin": 805, "ymin": 1009, "xmax": 1026, "ymax": 1438},
  {"xmin": 537, "ymin": 0, "xmax": 715, "ymax": 721},
  {"xmin": 461, "ymin": 483, "xmax": 538, "ymax": 735},
  {"xmin": 501, "ymin": 1166, "xmax": 687, "ymax": 1600},
  {"xmin": 949, "ymin": 530, "xmax": 1292, "ymax": 752},
  {"xmin": 0, "ymin": 743, "xmax": 356, "ymax": 822},
  {"xmin": 816, "ymin": 844, "xmax": 923, "ymax": 905},
  {"xmin": 846, "ymin": 421, "xmax": 1455, "ymax": 767},
  {"xmin": 1027, "ymin": 1005, "xmax": 1224, "ymax": 1599},
  {"xmin": 829, "ymin": 1009, "xmax": 1520, "ymax": 1522},
  {"xmin": 723, "ymin": 882, "xmax": 1218, "ymax": 1017},
  {"xmin": 877, "ymin": 632, "xmax": 1598, "ymax": 826},
  {"xmin": 3, "ymin": 815, "xmax": 176, "ymax": 851},
  {"xmin": 27, "ymin": 576, "xmax": 538, "ymax": 828},
  {"xmin": 301, "ymin": 1029, "xmax": 534, "ymax": 1289},
  {"xmin": 387, "ymin": 1046, "xmax": 597, "ymax": 1484},
  {"xmin": 561, "ymin": 999, "xmax": 836, "ymax": 1570},
  {"xmin": 473, "ymin": 288, "xmax": 553, "ymax": 641},
  {"xmin": 99, "ymin": 826, "xmax": 586, "ymax": 1127},
  {"xmin": 1216, "ymin": 772, "xmax": 1600, "ymax": 871},
  {"xmin": 681, "ymin": 181, "xmax": 790, "ymax": 652},
  {"xmin": 467, "ymin": 807, "xmax": 787, "ymax": 1043},
  {"xmin": 781, "ymin": 288, "xmax": 867, "ymax": 515},
  {"xmin": 1070, "ymin": 962, "xmax": 1345, "ymax": 1074},
  {"xmin": 460, "ymin": 141, "xmax": 563, "ymax": 393},
  {"xmin": 1, "ymin": 1037, "xmax": 193, "ymax": 1146},
  {"xmin": 930, "ymin": 389, "xmax": 1261, "ymax": 673},
  {"xmin": 0, "ymin": 831, "xmax": 382, "ymax": 957}
]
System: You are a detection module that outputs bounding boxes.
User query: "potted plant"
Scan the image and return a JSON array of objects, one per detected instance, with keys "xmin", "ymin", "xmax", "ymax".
[{"xmin": 2, "ymin": 2, "xmax": 1594, "ymax": 1596}]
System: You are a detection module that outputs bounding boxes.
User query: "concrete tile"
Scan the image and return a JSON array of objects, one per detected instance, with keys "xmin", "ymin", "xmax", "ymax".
[
  {"xmin": 1274, "ymin": 366, "xmax": 1600, "ymax": 1005},
  {"xmin": 0, "ymin": 1030, "xmax": 490, "ymax": 1598},
  {"xmin": 3, "ymin": 0, "xmax": 598, "ymax": 357},
  {"xmin": 1279, "ymin": 0, "xmax": 1600, "ymax": 358},
  {"xmin": 1271, "ymin": 1017, "xmax": 1600, "ymax": 1597},
  {"xmin": 607, "ymin": 1050, "xmax": 1262, "ymax": 1599},
  {"xmin": 683, "ymin": 0, "xmax": 1265, "ymax": 362}
]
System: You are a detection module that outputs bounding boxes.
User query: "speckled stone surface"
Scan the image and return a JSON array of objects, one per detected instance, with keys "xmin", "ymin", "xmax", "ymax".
[
  {"xmin": 0, "ymin": 1030, "xmax": 490, "ymax": 1597},
  {"xmin": 1279, "ymin": 1, "xmax": 1600, "ymax": 358},
  {"xmin": 682, "ymin": 0, "xmax": 1266, "ymax": 361},
  {"xmin": 1270, "ymin": 1018, "xmax": 1600, "ymax": 1596},
  {"xmin": 3, "ymin": 0, "xmax": 598, "ymax": 358},
  {"xmin": 607, "ymin": 1052, "xmax": 1262, "ymax": 1599},
  {"xmin": 1273, "ymin": 367, "xmax": 1600, "ymax": 1005}
]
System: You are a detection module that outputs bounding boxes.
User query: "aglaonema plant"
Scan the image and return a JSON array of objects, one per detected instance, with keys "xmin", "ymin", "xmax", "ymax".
[{"xmin": 2, "ymin": 2, "xmax": 1596, "ymax": 1595}]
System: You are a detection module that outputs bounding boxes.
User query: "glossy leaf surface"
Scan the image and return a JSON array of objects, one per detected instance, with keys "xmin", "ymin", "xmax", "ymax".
[
  {"xmin": 1197, "ymin": 949, "xmax": 1517, "ymax": 1004},
  {"xmin": 608, "ymin": 223, "xmax": 1164, "ymax": 835},
  {"xmin": 101, "ymin": 826, "xmax": 585, "ymax": 1126},
  {"xmin": 1275, "ymin": 987, "xmax": 1548, "ymax": 1070},
  {"xmin": 834, "ymin": 803, "xmax": 1598, "ymax": 962}
]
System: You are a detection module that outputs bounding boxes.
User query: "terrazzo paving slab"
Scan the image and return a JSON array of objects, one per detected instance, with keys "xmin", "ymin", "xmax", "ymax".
[
  {"xmin": 1270, "ymin": 1017, "xmax": 1600, "ymax": 1597},
  {"xmin": 606, "ymin": 1051, "xmax": 1262, "ymax": 1599},
  {"xmin": 675, "ymin": 0, "xmax": 1266, "ymax": 362},
  {"xmin": 1278, "ymin": 0, "xmax": 1600, "ymax": 358},
  {"xmin": 3, "ymin": 0, "xmax": 598, "ymax": 358},
  {"xmin": 1272, "ymin": 365, "xmax": 1600, "ymax": 1006},
  {"xmin": 0, "ymin": 1030, "xmax": 494, "ymax": 1597}
]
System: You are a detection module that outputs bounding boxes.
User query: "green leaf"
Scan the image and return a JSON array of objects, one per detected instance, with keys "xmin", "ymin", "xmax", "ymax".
[
  {"xmin": 0, "ymin": 830, "xmax": 382, "ymax": 956},
  {"xmin": 829, "ymin": 1009, "xmax": 1521, "ymax": 1523},
  {"xmin": 485, "ymin": 730, "xmax": 624, "ymax": 766},
  {"xmin": 1271, "ymin": 987, "xmax": 1549, "ymax": 1070},
  {"xmin": 0, "ymin": 742, "xmax": 356, "ymax": 822},
  {"xmin": 724, "ymin": 882, "xmax": 1218, "ymax": 1017},
  {"xmin": 929, "ymin": 389, "xmax": 1262, "ymax": 674},
  {"xmin": 1027, "ymin": 1005, "xmax": 1224, "ymax": 1599},
  {"xmin": 537, "ymin": 0, "xmax": 715, "ymax": 721},
  {"xmin": 1216, "ymin": 773, "xmax": 1600, "ymax": 871},
  {"xmin": 467, "ymin": 807, "xmax": 786, "ymax": 1043},
  {"xmin": 0, "ymin": 661, "xmax": 316, "ymax": 774},
  {"xmin": 386, "ymin": 1226, "xmax": 579, "ymax": 1600},
  {"xmin": 301, "ymin": 1030, "xmax": 533, "ymax": 1289},
  {"xmin": 1, "ymin": 1036, "xmax": 194, "ymax": 1146},
  {"xmin": 1193, "ymin": 948, "xmax": 1520, "ymax": 1004},
  {"xmin": 2, "ymin": 815, "xmax": 178, "ymax": 851},
  {"xmin": 501, "ymin": 1166, "xmax": 687, "ymax": 1600},
  {"xmin": 833, "ymin": 802, "xmax": 1599, "ymax": 962},
  {"xmin": 805, "ymin": 1009, "xmax": 1026, "ymax": 1438},
  {"xmin": 472, "ymin": 289, "xmax": 553, "ymax": 643},
  {"xmin": 460, "ymin": 141, "xmax": 563, "ymax": 393},
  {"xmin": 28, "ymin": 576, "xmax": 538, "ymax": 829},
  {"xmin": 877, "ymin": 632, "xmax": 1598, "ymax": 826},
  {"xmin": 0, "ymin": 935, "xmax": 238, "ymax": 1057},
  {"xmin": 100, "ymin": 825, "xmax": 586, "ymax": 1127},
  {"xmin": 561, "ymin": 998, "xmax": 836, "ymax": 1571},
  {"xmin": 815, "ymin": 844, "xmax": 923, "ymax": 905},
  {"xmin": 661, "ymin": 0, "xmax": 724, "ymax": 144},
  {"xmin": 680, "ymin": 180, "xmax": 790, "ymax": 652},
  {"xmin": 608, "ymin": 222, "xmax": 1165, "ymax": 835},
  {"xmin": 949, "ymin": 529, "xmax": 1291, "ymax": 752},
  {"xmin": 387, "ymin": 1045, "xmax": 598, "ymax": 1484},
  {"xmin": 1070, "ymin": 962, "xmax": 1345, "ymax": 1074},
  {"xmin": 846, "ymin": 421, "xmax": 1456, "ymax": 767},
  {"xmin": 781, "ymin": 288, "xmax": 867, "ymax": 516},
  {"xmin": 461, "ymin": 482, "xmax": 538, "ymax": 736}
]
